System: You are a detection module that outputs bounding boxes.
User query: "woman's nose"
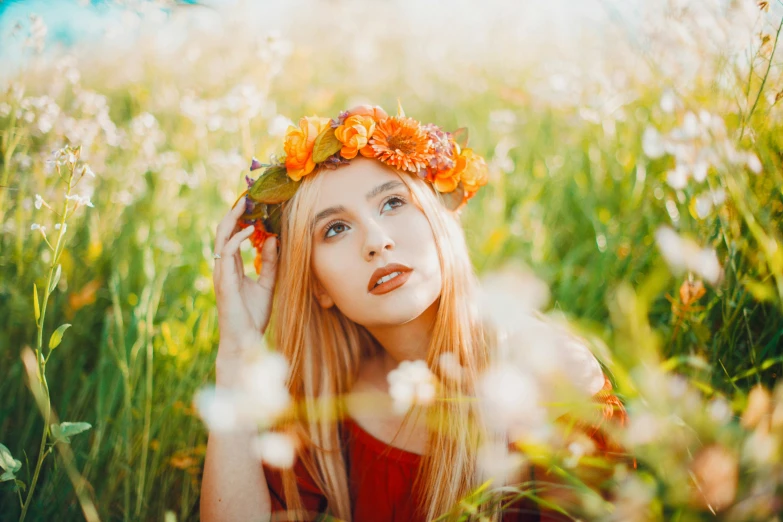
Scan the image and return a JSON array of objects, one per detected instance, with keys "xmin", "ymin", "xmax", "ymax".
[{"xmin": 362, "ymin": 221, "xmax": 395, "ymax": 261}]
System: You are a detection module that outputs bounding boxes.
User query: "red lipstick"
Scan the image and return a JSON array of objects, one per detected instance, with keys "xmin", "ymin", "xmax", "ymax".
[{"xmin": 368, "ymin": 263, "xmax": 413, "ymax": 295}]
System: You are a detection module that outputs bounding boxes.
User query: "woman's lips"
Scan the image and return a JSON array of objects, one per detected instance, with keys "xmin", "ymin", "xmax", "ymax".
[{"xmin": 369, "ymin": 270, "xmax": 413, "ymax": 296}]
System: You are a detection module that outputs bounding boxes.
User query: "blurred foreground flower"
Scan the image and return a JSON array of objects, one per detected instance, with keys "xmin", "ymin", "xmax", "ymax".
[
  {"xmin": 386, "ymin": 360, "xmax": 437, "ymax": 414},
  {"xmin": 251, "ymin": 431, "xmax": 297, "ymax": 469},
  {"xmin": 654, "ymin": 226, "xmax": 723, "ymax": 285},
  {"xmin": 193, "ymin": 350, "xmax": 291, "ymax": 433}
]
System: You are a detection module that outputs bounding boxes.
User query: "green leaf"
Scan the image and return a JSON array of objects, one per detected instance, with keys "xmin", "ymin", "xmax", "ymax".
[
  {"xmin": 50, "ymin": 422, "xmax": 92, "ymax": 444},
  {"xmin": 33, "ymin": 283, "xmax": 40, "ymax": 322},
  {"xmin": 263, "ymin": 204, "xmax": 284, "ymax": 236},
  {"xmin": 248, "ymin": 165, "xmax": 300, "ymax": 204},
  {"xmin": 244, "ymin": 202, "xmax": 268, "ymax": 222},
  {"xmin": 50, "ymin": 264, "xmax": 62, "ymax": 293},
  {"xmin": 0, "ymin": 443, "xmax": 21, "ymax": 474},
  {"xmin": 436, "ymin": 183, "xmax": 465, "ymax": 211},
  {"xmin": 13, "ymin": 479, "xmax": 26, "ymax": 493},
  {"xmin": 311, "ymin": 127, "xmax": 342, "ymax": 163},
  {"xmin": 49, "ymin": 323, "xmax": 72, "ymax": 350}
]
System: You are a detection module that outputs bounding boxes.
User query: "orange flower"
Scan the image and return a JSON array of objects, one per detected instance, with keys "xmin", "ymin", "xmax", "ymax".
[
  {"xmin": 458, "ymin": 148, "xmax": 489, "ymax": 200},
  {"xmin": 283, "ymin": 116, "xmax": 332, "ymax": 181},
  {"xmin": 238, "ymin": 220, "xmax": 276, "ymax": 275},
  {"xmin": 427, "ymin": 147, "xmax": 488, "ymax": 200},
  {"xmin": 344, "ymin": 104, "xmax": 389, "ymax": 122},
  {"xmin": 427, "ymin": 142, "xmax": 462, "ymax": 193},
  {"xmin": 369, "ymin": 116, "xmax": 433, "ymax": 173},
  {"xmin": 335, "ymin": 115, "xmax": 376, "ymax": 159}
]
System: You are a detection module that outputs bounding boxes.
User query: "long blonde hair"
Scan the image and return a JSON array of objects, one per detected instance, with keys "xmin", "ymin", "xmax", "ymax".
[{"xmin": 269, "ymin": 162, "xmax": 499, "ymax": 521}]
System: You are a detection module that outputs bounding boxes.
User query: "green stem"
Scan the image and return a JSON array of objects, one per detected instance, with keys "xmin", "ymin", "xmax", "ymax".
[
  {"xmin": 740, "ymin": 16, "xmax": 783, "ymax": 140},
  {"xmin": 18, "ymin": 164, "xmax": 73, "ymax": 522}
]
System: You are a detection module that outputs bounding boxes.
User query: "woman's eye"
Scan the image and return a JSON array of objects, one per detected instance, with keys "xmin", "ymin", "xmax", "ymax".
[
  {"xmin": 325, "ymin": 222, "xmax": 348, "ymax": 238},
  {"xmin": 382, "ymin": 197, "xmax": 405, "ymax": 213}
]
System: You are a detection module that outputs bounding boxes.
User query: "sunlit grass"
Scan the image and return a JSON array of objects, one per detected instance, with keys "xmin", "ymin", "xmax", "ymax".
[{"xmin": 1, "ymin": 1, "xmax": 782, "ymax": 520}]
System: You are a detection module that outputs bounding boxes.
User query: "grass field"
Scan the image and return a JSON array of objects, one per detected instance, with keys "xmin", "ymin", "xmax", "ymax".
[{"xmin": 1, "ymin": 1, "xmax": 782, "ymax": 520}]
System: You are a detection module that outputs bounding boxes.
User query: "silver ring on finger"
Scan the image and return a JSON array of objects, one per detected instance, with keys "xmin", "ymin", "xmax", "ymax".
[{"xmin": 212, "ymin": 252, "xmax": 222, "ymax": 260}]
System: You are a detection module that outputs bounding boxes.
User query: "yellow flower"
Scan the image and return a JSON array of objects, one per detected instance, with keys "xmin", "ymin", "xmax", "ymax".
[
  {"xmin": 283, "ymin": 116, "xmax": 332, "ymax": 181},
  {"xmin": 427, "ymin": 147, "xmax": 488, "ymax": 201},
  {"xmin": 458, "ymin": 148, "xmax": 489, "ymax": 200},
  {"xmin": 335, "ymin": 115, "xmax": 376, "ymax": 159}
]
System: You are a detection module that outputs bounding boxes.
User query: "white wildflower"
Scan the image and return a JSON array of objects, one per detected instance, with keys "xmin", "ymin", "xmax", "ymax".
[
  {"xmin": 746, "ymin": 152, "xmax": 762, "ymax": 174},
  {"xmin": 193, "ymin": 386, "xmax": 242, "ymax": 433},
  {"xmin": 660, "ymin": 89, "xmax": 677, "ymax": 113},
  {"xmin": 654, "ymin": 226, "xmax": 722, "ymax": 285},
  {"xmin": 625, "ymin": 411, "xmax": 662, "ymax": 446},
  {"xmin": 694, "ymin": 193, "xmax": 713, "ymax": 219},
  {"xmin": 54, "ymin": 223, "xmax": 66, "ymax": 233},
  {"xmin": 642, "ymin": 127, "xmax": 666, "ymax": 159},
  {"xmin": 30, "ymin": 223, "xmax": 46, "ymax": 233},
  {"xmin": 65, "ymin": 194, "xmax": 94, "ymax": 208},
  {"xmin": 239, "ymin": 352, "xmax": 292, "ymax": 425},
  {"xmin": 252, "ymin": 431, "xmax": 296, "ymax": 469},
  {"xmin": 479, "ymin": 266, "xmax": 550, "ymax": 332},
  {"xmin": 666, "ymin": 164, "xmax": 689, "ymax": 189},
  {"xmin": 78, "ymin": 164, "xmax": 95, "ymax": 178},
  {"xmin": 437, "ymin": 352, "xmax": 464, "ymax": 383},
  {"xmin": 477, "ymin": 441, "xmax": 527, "ymax": 484},
  {"xmin": 477, "ymin": 364, "xmax": 545, "ymax": 439},
  {"xmin": 387, "ymin": 360, "xmax": 437, "ymax": 414},
  {"xmin": 707, "ymin": 397, "xmax": 732, "ymax": 425},
  {"xmin": 34, "ymin": 194, "xmax": 43, "ymax": 209}
]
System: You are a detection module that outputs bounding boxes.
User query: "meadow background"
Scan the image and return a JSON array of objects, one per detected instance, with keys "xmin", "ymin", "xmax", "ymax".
[{"xmin": 1, "ymin": 0, "xmax": 782, "ymax": 520}]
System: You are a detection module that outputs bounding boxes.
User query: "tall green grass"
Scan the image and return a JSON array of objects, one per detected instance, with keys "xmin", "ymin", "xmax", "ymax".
[{"xmin": 1, "ymin": 2, "xmax": 782, "ymax": 520}]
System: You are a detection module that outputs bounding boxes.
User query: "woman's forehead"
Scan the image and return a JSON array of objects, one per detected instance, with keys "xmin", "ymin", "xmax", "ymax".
[{"xmin": 313, "ymin": 158, "xmax": 405, "ymax": 206}]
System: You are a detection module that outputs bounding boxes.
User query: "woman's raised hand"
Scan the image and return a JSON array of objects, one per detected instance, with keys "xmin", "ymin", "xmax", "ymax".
[{"xmin": 212, "ymin": 201, "xmax": 279, "ymax": 360}]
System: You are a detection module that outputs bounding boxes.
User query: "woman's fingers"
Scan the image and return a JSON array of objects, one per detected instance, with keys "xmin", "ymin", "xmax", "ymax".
[
  {"xmin": 218, "ymin": 226, "xmax": 255, "ymax": 284},
  {"xmin": 214, "ymin": 200, "xmax": 247, "ymax": 253},
  {"xmin": 256, "ymin": 236, "xmax": 279, "ymax": 294}
]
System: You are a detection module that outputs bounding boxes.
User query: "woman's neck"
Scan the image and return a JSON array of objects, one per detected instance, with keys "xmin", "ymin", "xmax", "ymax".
[{"xmin": 365, "ymin": 299, "xmax": 438, "ymax": 376}]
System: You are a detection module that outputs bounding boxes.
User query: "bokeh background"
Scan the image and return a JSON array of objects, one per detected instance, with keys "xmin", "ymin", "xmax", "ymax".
[{"xmin": 1, "ymin": 0, "xmax": 782, "ymax": 520}]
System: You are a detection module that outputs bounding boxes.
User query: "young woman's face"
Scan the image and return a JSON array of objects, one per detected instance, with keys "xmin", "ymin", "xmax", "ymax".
[{"xmin": 309, "ymin": 157, "xmax": 442, "ymax": 328}]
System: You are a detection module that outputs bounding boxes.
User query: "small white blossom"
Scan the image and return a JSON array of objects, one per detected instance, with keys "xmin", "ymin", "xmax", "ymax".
[
  {"xmin": 34, "ymin": 194, "xmax": 43, "ymax": 209},
  {"xmin": 477, "ymin": 441, "xmax": 527, "ymax": 484},
  {"xmin": 660, "ymin": 90, "xmax": 677, "ymax": 113},
  {"xmin": 746, "ymin": 152, "xmax": 762, "ymax": 174},
  {"xmin": 654, "ymin": 226, "xmax": 722, "ymax": 284},
  {"xmin": 642, "ymin": 127, "xmax": 666, "ymax": 159},
  {"xmin": 65, "ymin": 193, "xmax": 94, "ymax": 208},
  {"xmin": 251, "ymin": 432, "xmax": 296, "ymax": 469},
  {"xmin": 78, "ymin": 164, "xmax": 95, "ymax": 178},
  {"xmin": 477, "ymin": 364, "xmax": 545, "ymax": 439},
  {"xmin": 54, "ymin": 223, "xmax": 66, "ymax": 233},
  {"xmin": 665, "ymin": 165, "xmax": 689, "ymax": 190},
  {"xmin": 387, "ymin": 360, "xmax": 437, "ymax": 414}
]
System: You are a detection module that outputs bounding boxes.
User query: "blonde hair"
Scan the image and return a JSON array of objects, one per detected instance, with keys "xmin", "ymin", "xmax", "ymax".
[{"xmin": 269, "ymin": 162, "xmax": 501, "ymax": 521}]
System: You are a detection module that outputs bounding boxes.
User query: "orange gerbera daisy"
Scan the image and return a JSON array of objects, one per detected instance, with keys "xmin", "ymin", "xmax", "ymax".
[{"xmin": 369, "ymin": 116, "xmax": 433, "ymax": 173}]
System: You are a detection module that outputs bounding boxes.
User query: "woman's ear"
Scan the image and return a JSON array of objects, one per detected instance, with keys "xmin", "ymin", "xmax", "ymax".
[{"xmin": 312, "ymin": 279, "xmax": 335, "ymax": 309}]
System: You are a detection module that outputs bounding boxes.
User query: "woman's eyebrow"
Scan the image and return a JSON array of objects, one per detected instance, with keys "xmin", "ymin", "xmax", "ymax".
[
  {"xmin": 312, "ymin": 205, "xmax": 347, "ymax": 228},
  {"xmin": 365, "ymin": 180, "xmax": 403, "ymax": 200}
]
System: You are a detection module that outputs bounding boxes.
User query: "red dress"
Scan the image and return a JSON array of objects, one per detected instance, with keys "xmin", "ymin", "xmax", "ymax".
[{"xmin": 263, "ymin": 375, "xmax": 629, "ymax": 522}]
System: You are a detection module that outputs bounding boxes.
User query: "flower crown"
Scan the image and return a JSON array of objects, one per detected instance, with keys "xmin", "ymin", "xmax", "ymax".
[{"xmin": 235, "ymin": 101, "xmax": 489, "ymax": 274}]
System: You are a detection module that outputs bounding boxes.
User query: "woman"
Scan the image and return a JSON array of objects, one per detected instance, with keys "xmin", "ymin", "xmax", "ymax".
[{"xmin": 201, "ymin": 104, "xmax": 627, "ymax": 521}]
